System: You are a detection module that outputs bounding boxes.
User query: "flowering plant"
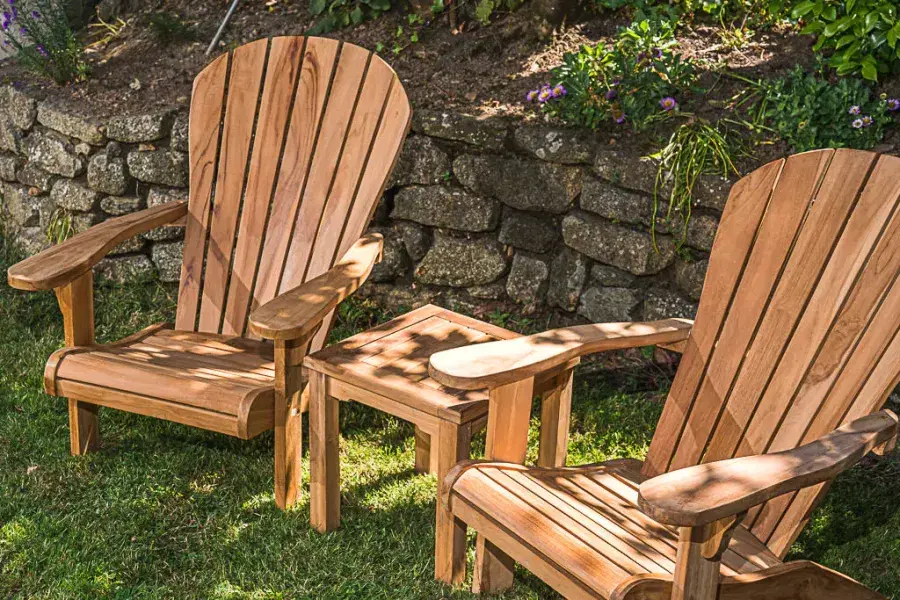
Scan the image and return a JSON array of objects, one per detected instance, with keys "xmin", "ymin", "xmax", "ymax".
[
  {"xmin": 530, "ymin": 18, "xmax": 697, "ymax": 131},
  {"xmin": 0, "ymin": 0, "xmax": 87, "ymax": 83},
  {"xmin": 764, "ymin": 66, "xmax": 897, "ymax": 151}
]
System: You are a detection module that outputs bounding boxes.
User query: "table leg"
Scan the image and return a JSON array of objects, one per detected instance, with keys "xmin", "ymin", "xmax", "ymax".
[
  {"xmin": 310, "ymin": 371, "xmax": 341, "ymax": 533},
  {"xmin": 415, "ymin": 425, "xmax": 432, "ymax": 474},
  {"xmin": 434, "ymin": 420, "xmax": 471, "ymax": 584}
]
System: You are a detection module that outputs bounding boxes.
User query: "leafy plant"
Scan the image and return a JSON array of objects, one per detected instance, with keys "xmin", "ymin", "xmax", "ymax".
[
  {"xmin": 308, "ymin": 0, "xmax": 391, "ymax": 33},
  {"xmin": 148, "ymin": 12, "xmax": 196, "ymax": 43},
  {"xmin": 763, "ymin": 65, "xmax": 898, "ymax": 151},
  {"xmin": 649, "ymin": 118, "xmax": 739, "ymax": 248},
  {"xmin": 533, "ymin": 17, "xmax": 697, "ymax": 131},
  {"xmin": 791, "ymin": 0, "xmax": 900, "ymax": 80},
  {"xmin": 45, "ymin": 207, "xmax": 74, "ymax": 245},
  {"xmin": 0, "ymin": 0, "xmax": 88, "ymax": 84},
  {"xmin": 473, "ymin": 0, "xmax": 525, "ymax": 25}
]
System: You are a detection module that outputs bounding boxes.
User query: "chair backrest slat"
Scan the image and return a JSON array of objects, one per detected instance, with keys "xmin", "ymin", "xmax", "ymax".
[
  {"xmin": 644, "ymin": 149, "xmax": 900, "ymax": 558},
  {"xmin": 174, "ymin": 37, "xmax": 411, "ymax": 344}
]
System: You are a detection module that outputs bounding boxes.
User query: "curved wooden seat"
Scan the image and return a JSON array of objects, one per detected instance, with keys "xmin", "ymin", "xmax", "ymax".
[
  {"xmin": 445, "ymin": 459, "xmax": 781, "ymax": 599},
  {"xmin": 46, "ymin": 325, "xmax": 275, "ymax": 439}
]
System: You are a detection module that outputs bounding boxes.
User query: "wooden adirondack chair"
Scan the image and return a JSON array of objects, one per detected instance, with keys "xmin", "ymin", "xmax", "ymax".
[
  {"xmin": 428, "ymin": 149, "xmax": 900, "ymax": 599},
  {"xmin": 6, "ymin": 37, "xmax": 411, "ymax": 509}
]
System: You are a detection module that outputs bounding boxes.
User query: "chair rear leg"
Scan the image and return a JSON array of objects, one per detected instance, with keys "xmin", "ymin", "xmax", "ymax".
[
  {"xmin": 69, "ymin": 399, "xmax": 99, "ymax": 455},
  {"xmin": 473, "ymin": 537, "xmax": 516, "ymax": 593}
]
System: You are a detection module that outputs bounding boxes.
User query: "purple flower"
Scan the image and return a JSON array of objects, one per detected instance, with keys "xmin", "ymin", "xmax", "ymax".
[
  {"xmin": 848, "ymin": 105, "xmax": 861, "ymax": 115},
  {"xmin": 36, "ymin": 43, "xmax": 47, "ymax": 56},
  {"xmin": 30, "ymin": 9, "xmax": 38, "ymax": 18},
  {"xmin": 537, "ymin": 86, "xmax": 553, "ymax": 103},
  {"xmin": 660, "ymin": 97, "xmax": 677, "ymax": 112},
  {"xmin": 18, "ymin": 25, "xmax": 24, "ymax": 34},
  {"xmin": 552, "ymin": 84, "xmax": 567, "ymax": 98},
  {"xmin": 614, "ymin": 113, "xmax": 627, "ymax": 124},
  {"xmin": 652, "ymin": 48, "xmax": 663, "ymax": 59},
  {"xmin": 611, "ymin": 77, "xmax": 622, "ymax": 86},
  {"xmin": 605, "ymin": 88, "xmax": 618, "ymax": 100},
  {"xmin": 525, "ymin": 89, "xmax": 539, "ymax": 102},
  {"xmin": 852, "ymin": 118, "xmax": 865, "ymax": 129},
  {"xmin": 862, "ymin": 115, "xmax": 874, "ymax": 127},
  {"xmin": 887, "ymin": 98, "xmax": 900, "ymax": 112}
]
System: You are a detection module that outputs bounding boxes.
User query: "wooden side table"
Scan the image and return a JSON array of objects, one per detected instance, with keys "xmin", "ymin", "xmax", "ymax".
[{"xmin": 303, "ymin": 304, "xmax": 577, "ymax": 583}]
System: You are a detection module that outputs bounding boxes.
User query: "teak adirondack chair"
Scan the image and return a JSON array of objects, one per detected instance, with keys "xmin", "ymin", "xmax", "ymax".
[
  {"xmin": 428, "ymin": 149, "xmax": 900, "ymax": 600},
  {"xmin": 6, "ymin": 36, "xmax": 411, "ymax": 509}
]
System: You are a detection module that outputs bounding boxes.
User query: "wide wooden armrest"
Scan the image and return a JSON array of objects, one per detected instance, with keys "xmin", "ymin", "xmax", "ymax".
[
  {"xmin": 638, "ymin": 410, "xmax": 899, "ymax": 527},
  {"xmin": 7, "ymin": 201, "xmax": 188, "ymax": 291},
  {"xmin": 249, "ymin": 233, "xmax": 383, "ymax": 341},
  {"xmin": 429, "ymin": 318, "xmax": 693, "ymax": 390}
]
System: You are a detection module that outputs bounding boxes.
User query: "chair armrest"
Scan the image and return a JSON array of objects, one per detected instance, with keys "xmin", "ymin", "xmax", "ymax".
[
  {"xmin": 428, "ymin": 318, "xmax": 693, "ymax": 390},
  {"xmin": 638, "ymin": 409, "xmax": 899, "ymax": 527},
  {"xmin": 248, "ymin": 233, "xmax": 383, "ymax": 341},
  {"xmin": 7, "ymin": 200, "xmax": 187, "ymax": 291}
]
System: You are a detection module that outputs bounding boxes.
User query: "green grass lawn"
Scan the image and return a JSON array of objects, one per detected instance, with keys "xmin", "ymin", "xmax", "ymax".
[{"xmin": 0, "ymin": 247, "xmax": 898, "ymax": 599}]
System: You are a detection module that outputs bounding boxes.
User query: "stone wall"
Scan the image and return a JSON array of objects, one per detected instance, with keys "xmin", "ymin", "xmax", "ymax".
[{"xmin": 0, "ymin": 83, "xmax": 735, "ymax": 324}]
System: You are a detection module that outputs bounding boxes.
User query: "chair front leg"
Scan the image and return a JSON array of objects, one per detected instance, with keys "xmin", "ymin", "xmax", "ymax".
[
  {"xmin": 537, "ymin": 367, "xmax": 574, "ymax": 468},
  {"xmin": 55, "ymin": 271, "xmax": 99, "ymax": 455},
  {"xmin": 471, "ymin": 377, "xmax": 535, "ymax": 594},
  {"xmin": 274, "ymin": 336, "xmax": 309, "ymax": 510},
  {"xmin": 434, "ymin": 420, "xmax": 472, "ymax": 585},
  {"xmin": 671, "ymin": 513, "xmax": 745, "ymax": 600}
]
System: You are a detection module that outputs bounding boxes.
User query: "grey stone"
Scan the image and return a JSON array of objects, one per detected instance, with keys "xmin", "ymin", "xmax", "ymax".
[
  {"xmin": 686, "ymin": 213, "xmax": 718, "ymax": 252},
  {"xmin": 24, "ymin": 130, "xmax": 85, "ymax": 177},
  {"xmin": 1, "ymin": 86, "xmax": 37, "ymax": 130},
  {"xmin": 390, "ymin": 135, "xmax": 451, "ymax": 186},
  {"xmin": 105, "ymin": 140, "xmax": 124, "ymax": 159},
  {"xmin": 16, "ymin": 163, "xmax": 57, "ymax": 193},
  {"xmin": 151, "ymin": 241, "xmax": 184, "ymax": 282},
  {"xmin": 674, "ymin": 259, "xmax": 708, "ymax": 301},
  {"xmin": 547, "ymin": 247, "xmax": 588, "ymax": 311},
  {"xmin": 693, "ymin": 174, "xmax": 735, "ymax": 211},
  {"xmin": 147, "ymin": 186, "xmax": 189, "ymax": 207},
  {"xmin": 453, "ymin": 154, "xmax": 582, "ymax": 214},
  {"xmin": 142, "ymin": 187, "xmax": 188, "ymax": 241},
  {"xmin": 127, "ymin": 150, "xmax": 188, "ymax": 186},
  {"xmin": 513, "ymin": 127, "xmax": 595, "ymax": 164},
  {"xmin": 95, "ymin": 254, "xmax": 155, "ymax": 282},
  {"xmin": 17, "ymin": 226, "xmax": 50, "ymax": 256},
  {"xmin": 394, "ymin": 220, "xmax": 430, "ymax": 261},
  {"xmin": 498, "ymin": 208, "xmax": 557, "ymax": 253},
  {"xmin": 0, "ymin": 152, "xmax": 24, "ymax": 181},
  {"xmin": 107, "ymin": 111, "xmax": 175, "ymax": 143},
  {"xmin": 74, "ymin": 142, "xmax": 91, "ymax": 156},
  {"xmin": 578, "ymin": 286, "xmax": 642, "ymax": 322},
  {"xmin": 562, "ymin": 211, "xmax": 675, "ymax": 276},
  {"xmin": 3, "ymin": 182, "xmax": 42, "ymax": 227},
  {"xmin": 468, "ymin": 282, "xmax": 507, "ymax": 299},
  {"xmin": 580, "ymin": 176, "xmax": 652, "ymax": 225},
  {"xmin": 412, "ymin": 110, "xmax": 507, "ymax": 150},
  {"xmin": 392, "ymin": 186, "xmax": 500, "ymax": 232},
  {"xmin": 101, "ymin": 195, "xmax": 143, "ymax": 216},
  {"xmin": 0, "ymin": 114, "xmax": 24, "ymax": 153},
  {"xmin": 88, "ymin": 151, "xmax": 132, "ymax": 195},
  {"xmin": 593, "ymin": 150, "xmax": 664, "ymax": 196},
  {"xmin": 170, "ymin": 113, "xmax": 189, "ymax": 152},
  {"xmin": 590, "ymin": 264, "xmax": 636, "ymax": 287},
  {"xmin": 50, "ymin": 179, "xmax": 101, "ymax": 211},
  {"xmin": 369, "ymin": 228, "xmax": 409, "ymax": 283},
  {"xmin": 415, "ymin": 233, "xmax": 508, "ymax": 287},
  {"xmin": 109, "ymin": 237, "xmax": 146, "ymax": 256},
  {"xmin": 643, "ymin": 289, "xmax": 697, "ymax": 320},
  {"xmin": 70, "ymin": 213, "xmax": 100, "ymax": 234},
  {"xmin": 506, "ymin": 253, "xmax": 550, "ymax": 308},
  {"xmin": 37, "ymin": 102, "xmax": 105, "ymax": 145}
]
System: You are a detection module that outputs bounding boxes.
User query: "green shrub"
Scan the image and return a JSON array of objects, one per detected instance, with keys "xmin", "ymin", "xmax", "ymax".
[
  {"xmin": 533, "ymin": 18, "xmax": 697, "ymax": 130},
  {"xmin": 0, "ymin": 0, "xmax": 87, "ymax": 83},
  {"xmin": 307, "ymin": 0, "xmax": 392, "ymax": 33},
  {"xmin": 148, "ymin": 12, "xmax": 196, "ymax": 43},
  {"xmin": 791, "ymin": 0, "xmax": 900, "ymax": 80},
  {"xmin": 763, "ymin": 66, "xmax": 898, "ymax": 151}
]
